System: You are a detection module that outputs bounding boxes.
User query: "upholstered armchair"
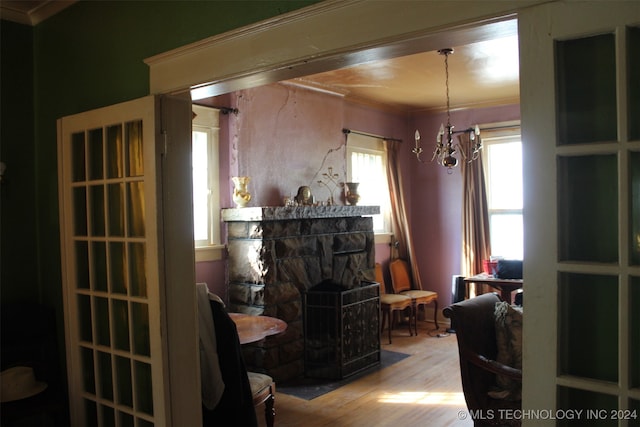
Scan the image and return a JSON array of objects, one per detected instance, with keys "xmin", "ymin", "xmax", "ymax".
[{"xmin": 443, "ymin": 293, "xmax": 522, "ymax": 427}]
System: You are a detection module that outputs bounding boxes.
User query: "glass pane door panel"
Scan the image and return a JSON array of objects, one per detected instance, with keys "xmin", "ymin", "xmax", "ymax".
[
  {"xmin": 108, "ymin": 183, "xmax": 125, "ymax": 236},
  {"xmin": 127, "ymin": 182, "xmax": 145, "ymax": 237},
  {"xmin": 75, "ymin": 241, "xmax": 89, "ymax": 289},
  {"xmin": 126, "ymin": 121, "xmax": 144, "ymax": 177},
  {"xmin": 128, "ymin": 242, "xmax": 147, "ymax": 297},
  {"xmin": 631, "ymin": 399, "xmax": 640, "ymax": 418},
  {"xmin": 631, "ymin": 152, "xmax": 640, "ymax": 265},
  {"xmin": 631, "ymin": 276, "xmax": 639, "ymax": 388},
  {"xmin": 84, "ymin": 399, "xmax": 97, "ymax": 427},
  {"xmin": 112, "ymin": 298, "xmax": 130, "ymax": 351},
  {"xmin": 81, "ymin": 347, "xmax": 95, "ymax": 394},
  {"xmin": 629, "ymin": 27, "xmax": 640, "ymax": 141},
  {"xmin": 106, "ymin": 124, "xmax": 124, "ymax": 179},
  {"xmin": 94, "ymin": 296, "xmax": 111, "ymax": 347},
  {"xmin": 89, "ymin": 185, "xmax": 105, "ymax": 237},
  {"xmin": 109, "ymin": 242, "xmax": 126, "ymax": 294},
  {"xmin": 131, "ymin": 302, "xmax": 150, "ymax": 356},
  {"xmin": 556, "ymin": 34, "xmax": 617, "ymax": 145},
  {"xmin": 92, "ymin": 241, "xmax": 108, "ymax": 292},
  {"xmin": 88, "ymin": 128, "xmax": 104, "ymax": 181},
  {"xmin": 558, "ymin": 155, "xmax": 618, "ymax": 262},
  {"xmin": 73, "ymin": 187, "xmax": 88, "ymax": 236},
  {"xmin": 78, "ymin": 294, "xmax": 92, "ymax": 342},
  {"xmin": 559, "ymin": 272, "xmax": 618, "ymax": 382},
  {"xmin": 97, "ymin": 351, "xmax": 113, "ymax": 400},
  {"xmin": 120, "ymin": 412, "xmax": 134, "ymax": 427},
  {"xmin": 115, "ymin": 356, "xmax": 133, "ymax": 407},
  {"xmin": 101, "ymin": 406, "xmax": 115, "ymax": 427},
  {"xmin": 72, "ymin": 132, "xmax": 86, "ymax": 182},
  {"xmin": 134, "ymin": 361, "xmax": 154, "ymax": 416},
  {"xmin": 557, "ymin": 387, "xmax": 617, "ymax": 426}
]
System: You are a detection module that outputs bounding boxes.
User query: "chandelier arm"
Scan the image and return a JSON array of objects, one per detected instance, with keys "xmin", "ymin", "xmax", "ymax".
[
  {"xmin": 412, "ymin": 151, "xmax": 429, "ymax": 163},
  {"xmin": 431, "ymin": 144, "xmax": 443, "ymax": 162},
  {"xmin": 413, "ymin": 48, "xmax": 481, "ymax": 171}
]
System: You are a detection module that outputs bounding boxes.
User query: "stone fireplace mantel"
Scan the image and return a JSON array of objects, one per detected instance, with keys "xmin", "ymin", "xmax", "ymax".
[
  {"xmin": 222, "ymin": 205, "xmax": 380, "ymax": 381},
  {"xmin": 221, "ymin": 205, "xmax": 380, "ymax": 222}
]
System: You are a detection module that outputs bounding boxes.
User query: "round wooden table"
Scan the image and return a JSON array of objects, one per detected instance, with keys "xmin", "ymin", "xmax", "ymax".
[{"xmin": 228, "ymin": 313, "xmax": 287, "ymax": 344}]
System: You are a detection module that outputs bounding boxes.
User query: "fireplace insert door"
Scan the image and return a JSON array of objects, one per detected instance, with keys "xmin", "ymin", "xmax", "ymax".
[{"xmin": 304, "ymin": 281, "xmax": 380, "ymax": 379}]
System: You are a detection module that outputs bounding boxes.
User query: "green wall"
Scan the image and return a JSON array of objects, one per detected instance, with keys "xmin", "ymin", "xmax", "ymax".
[
  {"xmin": 0, "ymin": 0, "xmax": 321, "ymax": 405},
  {"xmin": 1, "ymin": 20, "xmax": 38, "ymax": 302}
]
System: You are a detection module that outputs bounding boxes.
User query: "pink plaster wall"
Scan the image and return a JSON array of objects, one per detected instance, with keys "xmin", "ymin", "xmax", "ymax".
[
  {"xmin": 409, "ymin": 104, "xmax": 520, "ymax": 309},
  {"xmin": 197, "ymin": 85, "xmax": 520, "ymax": 313},
  {"xmin": 230, "ymin": 84, "xmax": 347, "ymax": 206},
  {"xmin": 195, "ymin": 260, "xmax": 227, "ymax": 300},
  {"xmin": 196, "ymin": 84, "xmax": 406, "ymax": 300}
]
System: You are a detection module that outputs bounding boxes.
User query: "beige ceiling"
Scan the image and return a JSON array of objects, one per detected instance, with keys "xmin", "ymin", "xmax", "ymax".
[
  {"xmin": 1, "ymin": 2, "xmax": 520, "ymax": 112},
  {"xmin": 284, "ymin": 33, "xmax": 520, "ymax": 113}
]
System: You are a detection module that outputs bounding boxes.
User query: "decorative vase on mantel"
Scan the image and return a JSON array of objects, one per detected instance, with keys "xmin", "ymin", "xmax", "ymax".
[
  {"xmin": 345, "ymin": 182, "xmax": 361, "ymax": 206},
  {"xmin": 232, "ymin": 176, "xmax": 251, "ymax": 208}
]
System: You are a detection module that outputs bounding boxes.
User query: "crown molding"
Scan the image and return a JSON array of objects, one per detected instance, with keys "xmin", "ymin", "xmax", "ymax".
[{"xmin": 0, "ymin": 1, "xmax": 76, "ymax": 26}]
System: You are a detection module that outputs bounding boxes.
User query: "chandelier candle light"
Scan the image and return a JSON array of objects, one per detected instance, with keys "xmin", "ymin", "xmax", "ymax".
[{"xmin": 413, "ymin": 48, "xmax": 481, "ymax": 172}]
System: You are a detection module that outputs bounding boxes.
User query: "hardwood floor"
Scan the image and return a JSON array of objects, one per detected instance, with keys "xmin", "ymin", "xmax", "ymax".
[{"xmin": 257, "ymin": 321, "xmax": 474, "ymax": 427}]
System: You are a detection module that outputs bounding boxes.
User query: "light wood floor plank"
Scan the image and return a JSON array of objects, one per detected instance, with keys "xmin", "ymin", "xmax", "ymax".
[{"xmin": 256, "ymin": 322, "xmax": 474, "ymax": 427}]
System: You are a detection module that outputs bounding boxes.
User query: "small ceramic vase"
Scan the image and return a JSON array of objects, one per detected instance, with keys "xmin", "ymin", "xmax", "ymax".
[
  {"xmin": 345, "ymin": 182, "xmax": 360, "ymax": 206},
  {"xmin": 232, "ymin": 176, "xmax": 251, "ymax": 207}
]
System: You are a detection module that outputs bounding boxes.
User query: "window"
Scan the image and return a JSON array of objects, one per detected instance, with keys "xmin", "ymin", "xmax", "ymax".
[
  {"xmin": 346, "ymin": 133, "xmax": 392, "ymax": 238},
  {"xmin": 192, "ymin": 105, "xmax": 222, "ymax": 261},
  {"xmin": 482, "ymin": 125, "xmax": 523, "ymax": 260}
]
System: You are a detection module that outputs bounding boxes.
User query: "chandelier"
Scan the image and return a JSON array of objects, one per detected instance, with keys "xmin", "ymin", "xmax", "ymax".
[{"xmin": 413, "ymin": 48, "xmax": 481, "ymax": 172}]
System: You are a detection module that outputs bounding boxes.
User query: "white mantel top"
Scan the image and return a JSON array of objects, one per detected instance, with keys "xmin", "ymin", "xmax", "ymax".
[{"xmin": 221, "ymin": 205, "xmax": 380, "ymax": 222}]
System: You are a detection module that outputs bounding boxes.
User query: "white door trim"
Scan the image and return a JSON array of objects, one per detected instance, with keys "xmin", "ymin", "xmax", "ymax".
[{"xmin": 144, "ymin": 0, "xmax": 547, "ymax": 98}]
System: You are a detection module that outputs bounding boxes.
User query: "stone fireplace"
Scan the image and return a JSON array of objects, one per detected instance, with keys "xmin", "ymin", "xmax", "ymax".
[{"xmin": 222, "ymin": 205, "xmax": 380, "ymax": 382}]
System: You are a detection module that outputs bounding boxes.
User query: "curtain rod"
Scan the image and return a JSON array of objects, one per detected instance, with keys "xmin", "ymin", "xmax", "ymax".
[
  {"xmin": 193, "ymin": 103, "xmax": 239, "ymax": 115},
  {"xmin": 480, "ymin": 124, "xmax": 521, "ymax": 131},
  {"xmin": 341, "ymin": 125, "xmax": 517, "ymax": 141},
  {"xmin": 451, "ymin": 123, "xmax": 520, "ymax": 135},
  {"xmin": 197, "ymin": 104, "xmax": 238, "ymax": 115},
  {"xmin": 215, "ymin": 106, "xmax": 239, "ymax": 115},
  {"xmin": 342, "ymin": 128, "xmax": 402, "ymax": 143}
]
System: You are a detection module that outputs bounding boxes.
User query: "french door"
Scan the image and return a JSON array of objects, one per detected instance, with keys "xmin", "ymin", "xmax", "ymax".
[
  {"xmin": 520, "ymin": 2, "xmax": 640, "ymax": 426},
  {"xmin": 57, "ymin": 95, "xmax": 200, "ymax": 427}
]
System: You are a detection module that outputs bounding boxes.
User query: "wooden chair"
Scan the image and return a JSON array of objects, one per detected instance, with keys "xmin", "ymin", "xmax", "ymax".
[
  {"xmin": 376, "ymin": 263, "xmax": 414, "ymax": 344},
  {"xmin": 389, "ymin": 258, "xmax": 439, "ymax": 330},
  {"xmin": 443, "ymin": 293, "xmax": 522, "ymax": 427},
  {"xmin": 248, "ymin": 372, "xmax": 275, "ymax": 427}
]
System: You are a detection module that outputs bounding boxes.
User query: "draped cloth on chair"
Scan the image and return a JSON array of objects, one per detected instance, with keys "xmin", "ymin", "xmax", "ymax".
[
  {"xmin": 459, "ymin": 133, "xmax": 492, "ymax": 296},
  {"xmin": 384, "ymin": 140, "xmax": 423, "ymax": 289}
]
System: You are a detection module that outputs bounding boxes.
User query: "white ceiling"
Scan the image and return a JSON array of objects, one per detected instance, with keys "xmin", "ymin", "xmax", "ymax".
[{"xmin": 1, "ymin": 2, "xmax": 520, "ymax": 112}]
